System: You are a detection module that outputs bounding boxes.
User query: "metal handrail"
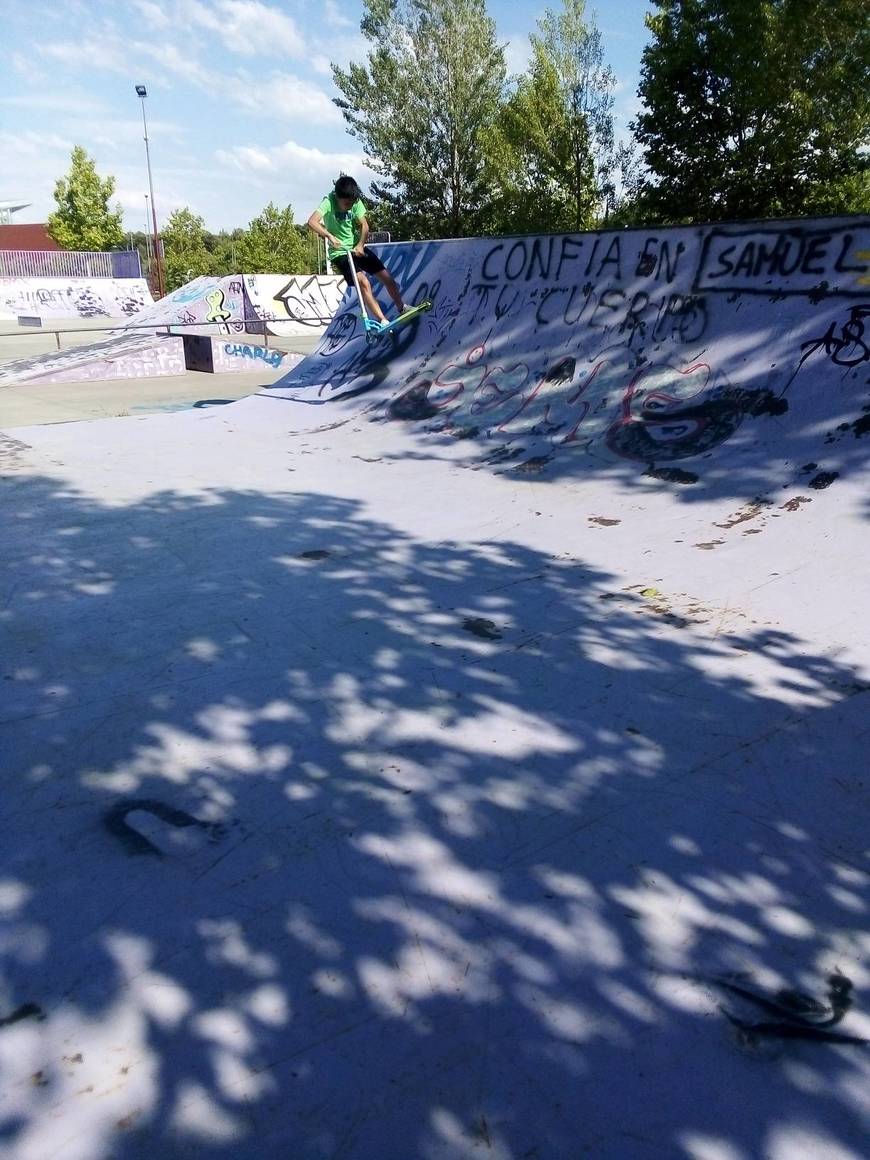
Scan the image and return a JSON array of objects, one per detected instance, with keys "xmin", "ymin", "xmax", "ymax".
[{"xmin": 0, "ymin": 316, "xmax": 334, "ymax": 352}]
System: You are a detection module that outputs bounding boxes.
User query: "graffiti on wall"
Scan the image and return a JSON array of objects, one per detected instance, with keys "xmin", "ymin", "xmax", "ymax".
[
  {"xmin": 0, "ymin": 278, "xmax": 152, "ymax": 320},
  {"xmin": 244, "ymin": 275, "xmax": 345, "ymax": 336},
  {"xmin": 221, "ymin": 342, "xmax": 285, "ymax": 368},
  {"xmin": 279, "ymin": 218, "xmax": 869, "ymax": 466}
]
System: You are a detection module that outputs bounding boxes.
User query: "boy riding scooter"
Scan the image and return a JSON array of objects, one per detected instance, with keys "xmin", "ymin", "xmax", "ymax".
[{"xmin": 307, "ymin": 175, "xmax": 409, "ymax": 327}]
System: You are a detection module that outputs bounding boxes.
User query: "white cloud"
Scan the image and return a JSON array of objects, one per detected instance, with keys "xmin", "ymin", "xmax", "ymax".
[
  {"xmin": 182, "ymin": 0, "xmax": 305, "ymax": 58},
  {"xmin": 216, "ymin": 139, "xmax": 368, "ymax": 179},
  {"xmin": 35, "ymin": 28, "xmax": 336, "ymax": 127},
  {"xmin": 216, "ymin": 145, "xmax": 276, "ymax": 173},
  {"xmin": 324, "ymin": 0, "xmax": 354, "ymax": 29},
  {"xmin": 40, "ymin": 36, "xmax": 130, "ymax": 74},
  {"xmin": 226, "ymin": 72, "xmax": 342, "ymax": 125},
  {"xmin": 131, "ymin": 0, "xmax": 171, "ymax": 29},
  {"xmin": 213, "ymin": 139, "xmax": 377, "ymax": 221},
  {"xmin": 505, "ymin": 34, "xmax": 531, "ymax": 76},
  {"xmin": 0, "ymin": 130, "xmax": 73, "ymax": 157},
  {"xmin": 89, "ymin": 118, "xmax": 187, "ymax": 148},
  {"xmin": 143, "ymin": 41, "xmax": 213, "ymax": 88},
  {"xmin": 10, "ymin": 51, "xmax": 49, "ymax": 83},
  {"xmin": 320, "ymin": 32, "xmax": 369, "ymax": 68},
  {"xmin": 0, "ymin": 92, "xmax": 108, "ymax": 115}
]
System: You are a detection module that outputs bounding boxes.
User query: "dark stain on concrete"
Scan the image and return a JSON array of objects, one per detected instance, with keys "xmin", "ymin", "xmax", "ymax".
[
  {"xmin": 745, "ymin": 391, "xmax": 789, "ymax": 417},
  {"xmin": 511, "ymin": 456, "xmax": 553, "ymax": 475},
  {"xmin": 715, "ymin": 499, "xmax": 772, "ymax": 529},
  {"xmin": 808, "ymin": 471, "xmax": 839, "ymax": 490},
  {"xmin": 0, "ymin": 1002, "xmax": 45, "ymax": 1030},
  {"xmin": 388, "ymin": 380, "xmax": 439, "ymax": 420},
  {"xmin": 462, "ymin": 617, "xmax": 502, "ymax": 641},
  {"xmin": 103, "ymin": 799, "xmax": 222, "ymax": 857},
  {"xmin": 645, "ymin": 466, "xmax": 699, "ymax": 485}
]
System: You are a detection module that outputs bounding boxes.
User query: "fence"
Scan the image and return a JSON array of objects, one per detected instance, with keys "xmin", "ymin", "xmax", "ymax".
[{"xmin": 0, "ymin": 249, "xmax": 143, "ymax": 279}]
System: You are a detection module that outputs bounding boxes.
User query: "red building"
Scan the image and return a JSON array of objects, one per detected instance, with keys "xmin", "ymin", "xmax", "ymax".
[{"xmin": 0, "ymin": 223, "xmax": 60, "ymax": 251}]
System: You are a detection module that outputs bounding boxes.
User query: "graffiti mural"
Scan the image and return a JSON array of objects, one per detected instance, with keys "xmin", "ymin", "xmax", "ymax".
[
  {"xmin": 123, "ymin": 274, "xmax": 343, "ymax": 340},
  {"xmin": 244, "ymin": 275, "xmax": 345, "ymax": 336},
  {"xmin": 215, "ymin": 342, "xmax": 290, "ymax": 371},
  {"xmin": 269, "ymin": 216, "xmax": 870, "ymax": 468},
  {"xmin": 0, "ymin": 278, "xmax": 152, "ymax": 320}
]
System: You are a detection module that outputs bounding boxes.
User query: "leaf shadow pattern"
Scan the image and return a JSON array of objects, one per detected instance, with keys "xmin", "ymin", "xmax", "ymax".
[{"xmin": 0, "ymin": 476, "xmax": 868, "ymax": 1159}]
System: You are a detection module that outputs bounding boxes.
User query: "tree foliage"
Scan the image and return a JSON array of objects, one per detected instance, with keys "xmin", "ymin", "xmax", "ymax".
[
  {"xmin": 47, "ymin": 146, "xmax": 124, "ymax": 251},
  {"xmin": 161, "ymin": 207, "xmax": 214, "ymax": 292},
  {"xmin": 235, "ymin": 203, "xmax": 308, "ymax": 274},
  {"xmin": 333, "ymin": 0, "xmax": 507, "ymax": 238},
  {"xmin": 484, "ymin": 0, "xmax": 619, "ymax": 233},
  {"xmin": 634, "ymin": 0, "xmax": 870, "ymax": 223}
]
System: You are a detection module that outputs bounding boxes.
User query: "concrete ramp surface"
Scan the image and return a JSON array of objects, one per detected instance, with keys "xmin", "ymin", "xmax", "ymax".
[
  {"xmin": 0, "ymin": 216, "xmax": 868, "ymax": 1160},
  {"xmin": 272, "ymin": 216, "xmax": 870, "ymax": 475},
  {"xmin": 0, "ymin": 273, "xmax": 322, "ymax": 387},
  {"xmin": 0, "ymin": 277, "xmax": 152, "ymax": 320},
  {"xmin": 0, "ymin": 330, "xmax": 186, "ymax": 387},
  {"xmin": 129, "ymin": 272, "xmax": 345, "ymax": 337}
]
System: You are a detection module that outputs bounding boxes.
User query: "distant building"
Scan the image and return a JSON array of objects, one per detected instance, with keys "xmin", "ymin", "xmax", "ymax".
[
  {"xmin": 0, "ymin": 201, "xmax": 60, "ymax": 252},
  {"xmin": 0, "ymin": 200, "xmax": 31, "ymax": 225},
  {"xmin": 0, "ymin": 224, "xmax": 60, "ymax": 251}
]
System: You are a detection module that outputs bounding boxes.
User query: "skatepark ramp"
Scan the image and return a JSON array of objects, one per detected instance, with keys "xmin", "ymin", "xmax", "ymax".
[
  {"xmin": 271, "ymin": 215, "xmax": 870, "ymax": 477},
  {"xmin": 130, "ymin": 272, "xmax": 345, "ymax": 337},
  {"xmin": 0, "ymin": 276, "xmax": 152, "ymax": 321},
  {"xmin": 0, "ymin": 216, "xmax": 868, "ymax": 1160},
  {"xmin": 0, "ymin": 271, "xmax": 332, "ymax": 386}
]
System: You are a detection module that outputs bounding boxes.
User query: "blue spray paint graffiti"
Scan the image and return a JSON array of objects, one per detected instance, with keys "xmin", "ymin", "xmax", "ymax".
[{"xmin": 223, "ymin": 343, "xmax": 284, "ymax": 368}]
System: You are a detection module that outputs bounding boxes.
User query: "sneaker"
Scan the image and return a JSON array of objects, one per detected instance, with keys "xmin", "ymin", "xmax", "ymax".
[{"xmin": 399, "ymin": 302, "xmax": 414, "ymax": 315}]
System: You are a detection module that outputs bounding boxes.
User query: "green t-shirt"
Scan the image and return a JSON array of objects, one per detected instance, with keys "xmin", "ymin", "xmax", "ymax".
[{"xmin": 318, "ymin": 192, "xmax": 366, "ymax": 259}]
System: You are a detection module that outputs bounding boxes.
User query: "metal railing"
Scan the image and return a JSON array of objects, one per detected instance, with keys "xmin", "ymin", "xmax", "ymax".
[
  {"xmin": 0, "ymin": 316, "xmax": 334, "ymax": 354},
  {"xmin": 0, "ymin": 250, "xmax": 143, "ymax": 279}
]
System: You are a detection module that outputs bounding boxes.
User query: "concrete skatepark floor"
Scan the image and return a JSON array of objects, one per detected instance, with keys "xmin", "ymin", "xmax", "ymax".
[
  {"xmin": 1, "ymin": 219, "xmax": 868, "ymax": 1160},
  {"xmin": 0, "ymin": 367, "xmax": 290, "ymax": 426}
]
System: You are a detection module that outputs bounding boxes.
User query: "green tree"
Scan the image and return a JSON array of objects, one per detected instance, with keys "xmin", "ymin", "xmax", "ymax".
[
  {"xmin": 161, "ymin": 207, "xmax": 214, "ymax": 291},
  {"xmin": 634, "ymin": 0, "xmax": 870, "ymax": 223},
  {"xmin": 205, "ymin": 228, "xmax": 247, "ymax": 276},
  {"xmin": 333, "ymin": 0, "xmax": 507, "ymax": 238},
  {"xmin": 235, "ymin": 203, "xmax": 307, "ymax": 273},
  {"xmin": 484, "ymin": 0, "xmax": 618, "ymax": 234},
  {"xmin": 47, "ymin": 146, "xmax": 124, "ymax": 251}
]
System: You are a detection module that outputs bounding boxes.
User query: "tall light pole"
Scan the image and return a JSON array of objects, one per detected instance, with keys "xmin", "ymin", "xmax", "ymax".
[
  {"xmin": 135, "ymin": 84, "xmax": 165, "ymax": 298},
  {"xmin": 144, "ymin": 194, "xmax": 153, "ymax": 266}
]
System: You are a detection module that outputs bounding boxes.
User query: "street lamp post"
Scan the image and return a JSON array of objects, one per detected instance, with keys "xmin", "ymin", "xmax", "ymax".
[
  {"xmin": 144, "ymin": 195, "xmax": 153, "ymax": 266},
  {"xmin": 135, "ymin": 84, "xmax": 165, "ymax": 298}
]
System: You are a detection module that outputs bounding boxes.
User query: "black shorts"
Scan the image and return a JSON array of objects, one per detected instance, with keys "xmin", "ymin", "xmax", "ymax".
[{"xmin": 332, "ymin": 247, "xmax": 386, "ymax": 285}]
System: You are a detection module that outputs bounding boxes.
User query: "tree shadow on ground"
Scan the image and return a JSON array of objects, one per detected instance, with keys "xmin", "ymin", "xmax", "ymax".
[{"xmin": 0, "ymin": 474, "xmax": 868, "ymax": 1159}]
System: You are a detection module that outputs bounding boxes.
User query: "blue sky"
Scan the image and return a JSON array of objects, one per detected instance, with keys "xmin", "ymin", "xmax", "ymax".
[{"xmin": 0, "ymin": 0, "xmax": 653, "ymax": 234}]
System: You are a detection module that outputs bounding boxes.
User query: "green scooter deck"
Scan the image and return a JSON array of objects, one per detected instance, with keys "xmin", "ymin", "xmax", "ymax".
[{"xmin": 376, "ymin": 300, "xmax": 432, "ymax": 336}]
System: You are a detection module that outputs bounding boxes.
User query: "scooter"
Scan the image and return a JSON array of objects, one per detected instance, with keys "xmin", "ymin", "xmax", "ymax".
[{"xmin": 338, "ymin": 247, "xmax": 432, "ymax": 345}]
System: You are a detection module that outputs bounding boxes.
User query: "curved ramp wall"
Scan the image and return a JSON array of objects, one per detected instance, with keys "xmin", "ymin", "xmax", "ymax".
[
  {"xmin": 0, "ymin": 277, "xmax": 153, "ymax": 320},
  {"xmin": 274, "ymin": 216, "xmax": 870, "ymax": 472},
  {"xmin": 128, "ymin": 274, "xmax": 345, "ymax": 338}
]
